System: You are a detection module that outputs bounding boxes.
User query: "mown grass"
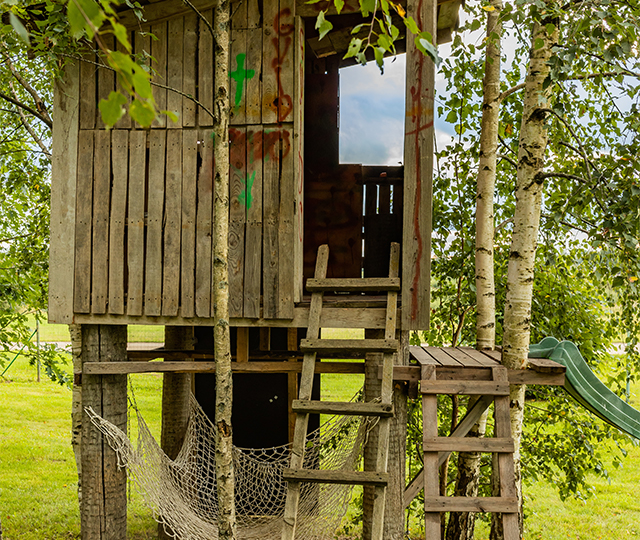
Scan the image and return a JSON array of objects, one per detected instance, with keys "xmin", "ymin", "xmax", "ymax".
[{"xmin": 2, "ymin": 338, "xmax": 640, "ymax": 539}]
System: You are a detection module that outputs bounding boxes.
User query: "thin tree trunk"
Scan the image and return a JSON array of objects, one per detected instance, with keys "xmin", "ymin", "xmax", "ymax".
[
  {"xmin": 447, "ymin": 4, "xmax": 502, "ymax": 537},
  {"xmin": 158, "ymin": 326, "xmax": 194, "ymax": 540},
  {"xmin": 491, "ymin": 17, "xmax": 557, "ymax": 540},
  {"xmin": 213, "ymin": 0, "xmax": 235, "ymax": 536}
]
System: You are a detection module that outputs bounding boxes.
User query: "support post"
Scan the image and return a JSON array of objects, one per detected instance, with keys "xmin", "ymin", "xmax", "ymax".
[{"xmin": 80, "ymin": 325, "xmax": 128, "ymax": 540}]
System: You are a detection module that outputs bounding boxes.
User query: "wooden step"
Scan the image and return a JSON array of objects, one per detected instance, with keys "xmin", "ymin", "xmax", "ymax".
[
  {"xmin": 420, "ymin": 380, "xmax": 510, "ymax": 396},
  {"xmin": 300, "ymin": 338, "xmax": 399, "ymax": 354},
  {"xmin": 423, "ymin": 496, "xmax": 518, "ymax": 513},
  {"xmin": 306, "ymin": 277, "xmax": 401, "ymax": 292},
  {"xmin": 282, "ymin": 468, "xmax": 389, "ymax": 486},
  {"xmin": 292, "ymin": 400, "xmax": 394, "ymax": 417},
  {"xmin": 422, "ymin": 437, "xmax": 514, "ymax": 453}
]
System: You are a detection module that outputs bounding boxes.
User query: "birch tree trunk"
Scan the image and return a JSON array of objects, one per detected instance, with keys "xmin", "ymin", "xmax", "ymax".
[
  {"xmin": 491, "ymin": 17, "xmax": 557, "ymax": 540},
  {"xmin": 213, "ymin": 0, "xmax": 236, "ymax": 537},
  {"xmin": 446, "ymin": 5, "xmax": 502, "ymax": 538}
]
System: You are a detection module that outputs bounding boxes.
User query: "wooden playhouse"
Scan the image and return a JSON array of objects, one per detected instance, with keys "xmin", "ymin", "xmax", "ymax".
[{"xmin": 48, "ymin": 0, "xmax": 565, "ymax": 537}]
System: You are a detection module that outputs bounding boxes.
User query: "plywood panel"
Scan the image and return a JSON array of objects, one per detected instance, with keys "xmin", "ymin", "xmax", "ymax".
[
  {"xmin": 151, "ymin": 21, "xmax": 168, "ymax": 128},
  {"xmin": 229, "ymin": 127, "xmax": 247, "ymax": 317},
  {"xmin": 49, "ymin": 60, "xmax": 79, "ymax": 323},
  {"xmin": 162, "ymin": 129, "xmax": 182, "ymax": 316},
  {"xmin": 166, "ymin": 16, "xmax": 184, "ymax": 128},
  {"xmin": 181, "ymin": 130, "xmax": 198, "ymax": 317},
  {"xmin": 126, "ymin": 130, "xmax": 147, "ymax": 316},
  {"xmin": 91, "ymin": 130, "xmax": 111, "ymax": 314},
  {"xmin": 402, "ymin": 0, "xmax": 435, "ymax": 330},
  {"xmin": 195, "ymin": 129, "xmax": 214, "ymax": 317},
  {"xmin": 243, "ymin": 128, "xmax": 262, "ymax": 318},
  {"xmin": 276, "ymin": 0, "xmax": 295, "ymax": 123},
  {"xmin": 198, "ymin": 10, "xmax": 215, "ymax": 127},
  {"xmin": 108, "ymin": 130, "xmax": 128, "ymax": 315},
  {"xmin": 182, "ymin": 13, "xmax": 198, "ymax": 127},
  {"xmin": 145, "ymin": 130, "xmax": 166, "ymax": 316}
]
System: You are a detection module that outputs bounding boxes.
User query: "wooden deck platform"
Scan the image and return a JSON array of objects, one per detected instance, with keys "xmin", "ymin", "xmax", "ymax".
[{"xmin": 82, "ymin": 345, "xmax": 566, "ymax": 388}]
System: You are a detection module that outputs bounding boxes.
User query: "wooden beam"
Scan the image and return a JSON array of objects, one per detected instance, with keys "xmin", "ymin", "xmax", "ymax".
[
  {"xmin": 117, "ymin": 0, "xmax": 216, "ymax": 28},
  {"xmin": 282, "ymin": 469, "xmax": 388, "ymax": 486},
  {"xmin": 423, "ymin": 496, "xmax": 518, "ymax": 513}
]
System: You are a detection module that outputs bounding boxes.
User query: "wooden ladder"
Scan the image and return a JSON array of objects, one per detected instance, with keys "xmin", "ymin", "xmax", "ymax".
[
  {"xmin": 420, "ymin": 365, "xmax": 519, "ymax": 539},
  {"xmin": 281, "ymin": 243, "xmax": 401, "ymax": 540}
]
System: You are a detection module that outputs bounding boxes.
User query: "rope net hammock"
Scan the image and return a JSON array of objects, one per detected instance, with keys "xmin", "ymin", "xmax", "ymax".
[{"xmin": 86, "ymin": 393, "xmax": 375, "ymax": 540}]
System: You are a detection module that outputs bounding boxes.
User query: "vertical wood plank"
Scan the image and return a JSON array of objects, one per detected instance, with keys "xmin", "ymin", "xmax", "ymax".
[
  {"xmin": 379, "ymin": 184, "xmax": 391, "ymax": 214},
  {"xmin": 162, "ymin": 130, "xmax": 183, "ymax": 316},
  {"xmin": 402, "ymin": 0, "xmax": 435, "ymax": 331},
  {"xmin": 198, "ymin": 11, "xmax": 215, "ymax": 127},
  {"xmin": 145, "ymin": 130, "xmax": 167, "ymax": 316},
  {"xmin": 422, "ymin": 364, "xmax": 441, "ymax": 539},
  {"xmin": 287, "ymin": 327, "xmax": 298, "ymax": 443},
  {"xmin": 195, "ymin": 129, "xmax": 214, "ymax": 317},
  {"xmin": 114, "ymin": 34, "xmax": 132, "ymax": 129},
  {"xmin": 79, "ymin": 50, "xmax": 96, "ymax": 129},
  {"xmin": 230, "ymin": 0, "xmax": 248, "ymax": 125},
  {"xmin": 243, "ymin": 128, "xmax": 262, "ymax": 318},
  {"xmin": 182, "ymin": 13, "xmax": 198, "ymax": 127},
  {"xmin": 166, "ymin": 16, "xmax": 184, "ymax": 128},
  {"xmin": 278, "ymin": 127, "xmax": 294, "ymax": 318},
  {"xmin": 245, "ymin": 0, "xmax": 263, "ymax": 125},
  {"xmin": 91, "ymin": 130, "xmax": 111, "ymax": 314},
  {"xmin": 134, "ymin": 28, "xmax": 152, "ymax": 130},
  {"xmin": 292, "ymin": 16, "xmax": 305, "ymax": 304},
  {"xmin": 49, "ymin": 60, "xmax": 80, "ymax": 323},
  {"xmin": 181, "ymin": 130, "xmax": 198, "ymax": 318},
  {"xmin": 229, "ymin": 127, "xmax": 247, "ymax": 318},
  {"xmin": 151, "ymin": 21, "xmax": 168, "ymax": 128},
  {"xmin": 277, "ymin": 0, "xmax": 295, "ymax": 123},
  {"xmin": 74, "ymin": 131, "xmax": 94, "ymax": 314},
  {"xmin": 108, "ymin": 130, "xmax": 128, "ymax": 315},
  {"xmin": 97, "ymin": 35, "xmax": 115, "ymax": 130},
  {"xmin": 236, "ymin": 327, "xmax": 249, "ymax": 362},
  {"xmin": 262, "ymin": 0, "xmax": 279, "ymax": 124},
  {"xmin": 126, "ymin": 130, "xmax": 147, "ymax": 316},
  {"xmin": 262, "ymin": 129, "xmax": 280, "ymax": 319}
]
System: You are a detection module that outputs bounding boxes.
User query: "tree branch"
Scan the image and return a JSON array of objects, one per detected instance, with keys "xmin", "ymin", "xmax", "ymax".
[
  {"xmin": 8, "ymin": 81, "xmax": 50, "ymax": 158},
  {"xmin": 538, "ymin": 171, "xmax": 589, "ymax": 184},
  {"xmin": 498, "ymin": 153, "xmax": 517, "ymax": 169},
  {"xmin": 0, "ymin": 91, "xmax": 52, "ymax": 129},
  {"xmin": 1, "ymin": 52, "xmax": 53, "ymax": 127}
]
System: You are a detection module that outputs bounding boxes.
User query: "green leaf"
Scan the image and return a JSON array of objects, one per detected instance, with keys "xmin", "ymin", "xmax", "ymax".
[
  {"xmin": 334, "ymin": 0, "xmax": 345, "ymax": 14},
  {"xmin": 67, "ymin": 0, "xmax": 106, "ymax": 39},
  {"xmin": 305, "ymin": 0, "xmax": 323, "ymax": 4},
  {"xmin": 162, "ymin": 110, "xmax": 179, "ymax": 123},
  {"xmin": 129, "ymin": 98, "xmax": 156, "ymax": 127},
  {"xmin": 404, "ymin": 15, "xmax": 420, "ymax": 35},
  {"xmin": 9, "ymin": 13, "xmax": 30, "ymax": 45},
  {"xmin": 534, "ymin": 37, "xmax": 545, "ymax": 50},
  {"xmin": 351, "ymin": 23, "xmax": 366, "ymax": 34},
  {"xmin": 111, "ymin": 21, "xmax": 132, "ymax": 53},
  {"xmin": 545, "ymin": 23, "xmax": 556, "ymax": 36},
  {"xmin": 356, "ymin": 51, "xmax": 367, "ymax": 65},
  {"xmin": 359, "ymin": 0, "xmax": 375, "ymax": 16},
  {"xmin": 343, "ymin": 37, "xmax": 363, "ymax": 59},
  {"xmin": 98, "ymin": 91, "xmax": 127, "ymax": 126},
  {"xmin": 374, "ymin": 46, "xmax": 384, "ymax": 71},
  {"xmin": 315, "ymin": 10, "xmax": 333, "ymax": 41},
  {"xmin": 415, "ymin": 32, "xmax": 441, "ymax": 65}
]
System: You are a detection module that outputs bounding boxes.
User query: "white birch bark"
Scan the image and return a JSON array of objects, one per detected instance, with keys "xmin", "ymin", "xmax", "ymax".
[
  {"xmin": 492, "ymin": 17, "xmax": 557, "ymax": 540},
  {"xmin": 213, "ymin": 0, "xmax": 236, "ymax": 537}
]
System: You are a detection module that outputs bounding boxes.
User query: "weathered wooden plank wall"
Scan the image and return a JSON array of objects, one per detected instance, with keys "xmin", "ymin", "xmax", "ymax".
[{"xmin": 56, "ymin": 3, "xmax": 303, "ymax": 325}]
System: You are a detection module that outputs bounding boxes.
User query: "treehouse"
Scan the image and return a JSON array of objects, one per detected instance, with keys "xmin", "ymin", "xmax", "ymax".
[{"xmin": 48, "ymin": 0, "xmax": 567, "ymax": 538}]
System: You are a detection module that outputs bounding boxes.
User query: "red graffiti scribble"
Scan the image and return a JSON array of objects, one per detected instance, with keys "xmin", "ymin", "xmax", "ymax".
[
  {"xmin": 271, "ymin": 8, "xmax": 294, "ymax": 122},
  {"xmin": 229, "ymin": 127, "xmax": 292, "ymax": 164}
]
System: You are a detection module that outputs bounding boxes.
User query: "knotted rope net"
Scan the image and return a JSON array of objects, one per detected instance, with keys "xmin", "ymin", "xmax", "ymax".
[{"xmin": 86, "ymin": 393, "xmax": 376, "ymax": 540}]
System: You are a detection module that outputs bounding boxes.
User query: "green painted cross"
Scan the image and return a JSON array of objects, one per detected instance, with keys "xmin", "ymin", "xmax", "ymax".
[{"xmin": 229, "ymin": 53, "xmax": 255, "ymax": 111}]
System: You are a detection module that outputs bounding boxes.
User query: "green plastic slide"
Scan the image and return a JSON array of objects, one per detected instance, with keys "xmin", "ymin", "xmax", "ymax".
[{"xmin": 529, "ymin": 337, "xmax": 640, "ymax": 440}]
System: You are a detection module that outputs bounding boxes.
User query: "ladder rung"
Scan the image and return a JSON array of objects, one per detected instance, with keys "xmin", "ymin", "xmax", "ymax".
[
  {"xmin": 420, "ymin": 380, "xmax": 510, "ymax": 396},
  {"xmin": 306, "ymin": 277, "xmax": 401, "ymax": 292},
  {"xmin": 423, "ymin": 496, "xmax": 518, "ymax": 513},
  {"xmin": 282, "ymin": 468, "xmax": 389, "ymax": 486},
  {"xmin": 300, "ymin": 339, "xmax": 399, "ymax": 354},
  {"xmin": 422, "ymin": 437, "xmax": 514, "ymax": 453},
  {"xmin": 292, "ymin": 400, "xmax": 394, "ymax": 417}
]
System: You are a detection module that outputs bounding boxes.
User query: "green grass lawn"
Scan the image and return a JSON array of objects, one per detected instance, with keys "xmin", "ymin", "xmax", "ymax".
[{"xmin": 2, "ymin": 341, "xmax": 640, "ymax": 539}]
